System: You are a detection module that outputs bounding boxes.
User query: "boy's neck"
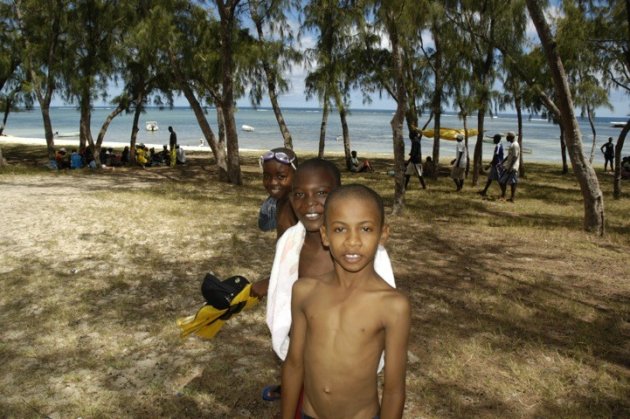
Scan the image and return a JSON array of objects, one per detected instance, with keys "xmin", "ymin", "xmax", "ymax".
[
  {"xmin": 333, "ymin": 261, "xmax": 378, "ymax": 288},
  {"xmin": 303, "ymin": 229, "xmax": 324, "ymax": 247}
]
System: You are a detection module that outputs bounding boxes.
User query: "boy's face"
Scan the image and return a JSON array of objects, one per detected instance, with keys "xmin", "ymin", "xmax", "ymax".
[
  {"xmin": 263, "ymin": 160, "xmax": 294, "ymax": 200},
  {"xmin": 290, "ymin": 167, "xmax": 338, "ymax": 232},
  {"xmin": 320, "ymin": 196, "xmax": 389, "ymax": 274}
]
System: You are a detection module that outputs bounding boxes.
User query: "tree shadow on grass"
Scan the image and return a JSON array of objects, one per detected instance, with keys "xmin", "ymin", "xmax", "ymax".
[{"xmin": 392, "ymin": 225, "xmax": 630, "ymax": 417}]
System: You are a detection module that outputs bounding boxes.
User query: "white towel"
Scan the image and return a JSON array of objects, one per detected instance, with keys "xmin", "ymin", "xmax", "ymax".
[{"xmin": 266, "ymin": 222, "xmax": 396, "ymax": 368}]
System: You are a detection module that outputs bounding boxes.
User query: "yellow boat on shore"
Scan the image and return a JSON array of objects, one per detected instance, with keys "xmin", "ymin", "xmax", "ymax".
[{"xmin": 420, "ymin": 127, "xmax": 479, "ymax": 141}]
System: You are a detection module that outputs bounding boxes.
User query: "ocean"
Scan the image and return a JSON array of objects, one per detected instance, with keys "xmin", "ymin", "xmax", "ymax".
[{"xmin": 2, "ymin": 106, "xmax": 628, "ymax": 164}]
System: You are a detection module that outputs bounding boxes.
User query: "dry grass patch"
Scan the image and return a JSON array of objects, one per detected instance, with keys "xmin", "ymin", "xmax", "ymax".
[{"xmin": 0, "ymin": 145, "xmax": 629, "ymax": 418}]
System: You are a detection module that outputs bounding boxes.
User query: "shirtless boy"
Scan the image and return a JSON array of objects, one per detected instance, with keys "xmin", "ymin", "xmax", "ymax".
[{"xmin": 281, "ymin": 185, "xmax": 410, "ymax": 419}]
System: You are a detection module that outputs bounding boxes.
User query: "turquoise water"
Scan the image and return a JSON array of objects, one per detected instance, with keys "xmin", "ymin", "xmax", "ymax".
[{"xmin": 3, "ymin": 106, "xmax": 628, "ymax": 163}]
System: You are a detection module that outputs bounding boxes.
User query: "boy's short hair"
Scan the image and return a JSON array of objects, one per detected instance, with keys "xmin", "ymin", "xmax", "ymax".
[
  {"xmin": 324, "ymin": 184, "xmax": 385, "ymax": 226},
  {"xmin": 294, "ymin": 158, "xmax": 341, "ymax": 187}
]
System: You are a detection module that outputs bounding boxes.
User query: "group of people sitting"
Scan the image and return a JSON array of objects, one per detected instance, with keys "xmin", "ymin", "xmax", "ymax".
[
  {"xmin": 135, "ymin": 144, "xmax": 186, "ymax": 168},
  {"xmin": 52, "ymin": 143, "xmax": 186, "ymax": 169}
]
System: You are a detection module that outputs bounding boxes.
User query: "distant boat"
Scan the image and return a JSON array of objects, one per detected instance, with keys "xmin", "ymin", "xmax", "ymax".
[
  {"xmin": 146, "ymin": 121, "xmax": 159, "ymax": 131},
  {"xmin": 610, "ymin": 121, "xmax": 627, "ymax": 128},
  {"xmin": 241, "ymin": 124, "xmax": 255, "ymax": 132},
  {"xmin": 54, "ymin": 131, "xmax": 80, "ymax": 138}
]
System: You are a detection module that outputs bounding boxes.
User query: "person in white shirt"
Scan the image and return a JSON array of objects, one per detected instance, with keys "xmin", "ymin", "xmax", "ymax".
[
  {"xmin": 450, "ymin": 134, "xmax": 467, "ymax": 191},
  {"xmin": 499, "ymin": 131, "xmax": 520, "ymax": 202},
  {"xmin": 176, "ymin": 145, "xmax": 186, "ymax": 165}
]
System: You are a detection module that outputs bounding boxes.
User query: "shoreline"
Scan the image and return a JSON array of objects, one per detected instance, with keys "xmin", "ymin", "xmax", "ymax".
[{"xmin": 0, "ymin": 134, "xmax": 394, "ymax": 159}]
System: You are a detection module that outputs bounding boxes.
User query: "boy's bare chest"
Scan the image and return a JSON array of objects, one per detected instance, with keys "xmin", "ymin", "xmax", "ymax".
[{"xmin": 306, "ymin": 295, "xmax": 383, "ymax": 338}]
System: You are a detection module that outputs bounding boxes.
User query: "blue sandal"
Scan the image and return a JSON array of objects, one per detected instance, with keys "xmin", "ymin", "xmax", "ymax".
[{"xmin": 261, "ymin": 384, "xmax": 281, "ymax": 401}]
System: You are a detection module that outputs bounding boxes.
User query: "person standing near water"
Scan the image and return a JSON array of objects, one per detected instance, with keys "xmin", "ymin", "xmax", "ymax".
[
  {"xmin": 405, "ymin": 130, "xmax": 426, "ymax": 189},
  {"xmin": 499, "ymin": 131, "xmax": 520, "ymax": 202},
  {"xmin": 479, "ymin": 134, "xmax": 504, "ymax": 197},
  {"xmin": 168, "ymin": 126, "xmax": 177, "ymax": 168},
  {"xmin": 600, "ymin": 137, "xmax": 615, "ymax": 172},
  {"xmin": 450, "ymin": 134, "xmax": 467, "ymax": 191}
]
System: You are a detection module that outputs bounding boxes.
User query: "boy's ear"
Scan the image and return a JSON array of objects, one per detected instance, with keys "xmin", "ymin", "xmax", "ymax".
[
  {"xmin": 320, "ymin": 224, "xmax": 330, "ymax": 247},
  {"xmin": 379, "ymin": 223, "xmax": 390, "ymax": 246}
]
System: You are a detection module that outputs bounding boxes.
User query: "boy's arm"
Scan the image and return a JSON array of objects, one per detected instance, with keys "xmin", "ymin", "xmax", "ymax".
[
  {"xmin": 281, "ymin": 281, "xmax": 309, "ymax": 419},
  {"xmin": 380, "ymin": 293, "xmax": 411, "ymax": 419}
]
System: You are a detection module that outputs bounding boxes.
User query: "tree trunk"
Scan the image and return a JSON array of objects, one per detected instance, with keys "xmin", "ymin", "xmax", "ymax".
[
  {"xmin": 130, "ymin": 98, "xmax": 143, "ymax": 164},
  {"xmin": 587, "ymin": 105, "xmax": 597, "ymax": 164},
  {"xmin": 432, "ymin": 111, "xmax": 441, "ymax": 180},
  {"xmin": 216, "ymin": 104, "xmax": 226, "ymax": 145},
  {"xmin": 40, "ymin": 102, "xmax": 56, "ymax": 161},
  {"xmin": 79, "ymin": 90, "xmax": 92, "ymax": 150},
  {"xmin": 431, "ymin": 19, "xmax": 442, "ymax": 176},
  {"xmin": 473, "ymin": 110, "xmax": 485, "ymax": 185},
  {"xmin": 527, "ymin": 0, "xmax": 605, "ymax": 235},
  {"xmin": 463, "ymin": 114, "xmax": 470, "ymax": 178},
  {"xmin": 613, "ymin": 120, "xmax": 629, "ymax": 199},
  {"xmin": 251, "ymin": 16, "xmax": 293, "ymax": 149},
  {"xmin": 218, "ymin": 3, "xmax": 242, "ymax": 185},
  {"xmin": 559, "ymin": 124, "xmax": 569, "ymax": 174},
  {"xmin": 388, "ymin": 22, "xmax": 407, "ymax": 215},
  {"xmin": 96, "ymin": 104, "xmax": 125, "ymax": 148},
  {"xmin": 333, "ymin": 91, "xmax": 351, "ymax": 170},
  {"xmin": 318, "ymin": 98, "xmax": 329, "ymax": 158},
  {"xmin": 180, "ymin": 84, "xmax": 228, "ymax": 179},
  {"xmin": 0, "ymin": 96, "xmax": 12, "ymax": 136},
  {"xmin": 516, "ymin": 95, "xmax": 525, "ymax": 177}
]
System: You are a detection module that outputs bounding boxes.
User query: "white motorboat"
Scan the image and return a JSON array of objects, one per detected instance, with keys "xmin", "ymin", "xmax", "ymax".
[
  {"xmin": 54, "ymin": 131, "xmax": 80, "ymax": 138},
  {"xmin": 146, "ymin": 121, "xmax": 159, "ymax": 131},
  {"xmin": 241, "ymin": 124, "xmax": 255, "ymax": 132}
]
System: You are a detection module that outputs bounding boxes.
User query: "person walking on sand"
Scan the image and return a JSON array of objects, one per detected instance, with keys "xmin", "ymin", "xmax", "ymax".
[
  {"xmin": 405, "ymin": 130, "xmax": 426, "ymax": 189},
  {"xmin": 600, "ymin": 137, "xmax": 615, "ymax": 172},
  {"xmin": 168, "ymin": 126, "xmax": 177, "ymax": 168},
  {"xmin": 479, "ymin": 134, "xmax": 504, "ymax": 197},
  {"xmin": 499, "ymin": 131, "xmax": 520, "ymax": 202},
  {"xmin": 281, "ymin": 184, "xmax": 410, "ymax": 419},
  {"xmin": 450, "ymin": 134, "xmax": 467, "ymax": 191}
]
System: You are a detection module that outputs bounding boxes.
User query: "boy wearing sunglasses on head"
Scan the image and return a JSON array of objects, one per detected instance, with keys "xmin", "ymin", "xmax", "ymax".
[{"xmin": 259, "ymin": 148, "xmax": 299, "ymax": 238}]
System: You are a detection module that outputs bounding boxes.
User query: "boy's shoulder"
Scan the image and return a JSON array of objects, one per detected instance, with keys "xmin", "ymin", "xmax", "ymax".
[{"xmin": 375, "ymin": 285, "xmax": 410, "ymax": 319}]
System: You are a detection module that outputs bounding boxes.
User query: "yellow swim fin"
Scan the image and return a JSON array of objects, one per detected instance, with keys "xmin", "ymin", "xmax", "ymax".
[{"xmin": 177, "ymin": 283, "xmax": 259, "ymax": 340}]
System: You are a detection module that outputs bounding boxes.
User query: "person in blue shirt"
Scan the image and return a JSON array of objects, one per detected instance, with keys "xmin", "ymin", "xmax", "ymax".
[{"xmin": 479, "ymin": 134, "xmax": 504, "ymax": 197}]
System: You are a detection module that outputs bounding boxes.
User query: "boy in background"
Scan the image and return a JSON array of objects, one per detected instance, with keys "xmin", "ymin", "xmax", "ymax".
[
  {"xmin": 258, "ymin": 148, "xmax": 298, "ymax": 237},
  {"xmin": 281, "ymin": 184, "xmax": 410, "ymax": 419}
]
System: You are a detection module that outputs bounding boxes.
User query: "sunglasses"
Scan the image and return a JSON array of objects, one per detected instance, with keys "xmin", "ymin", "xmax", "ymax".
[{"xmin": 259, "ymin": 150, "xmax": 297, "ymax": 170}]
